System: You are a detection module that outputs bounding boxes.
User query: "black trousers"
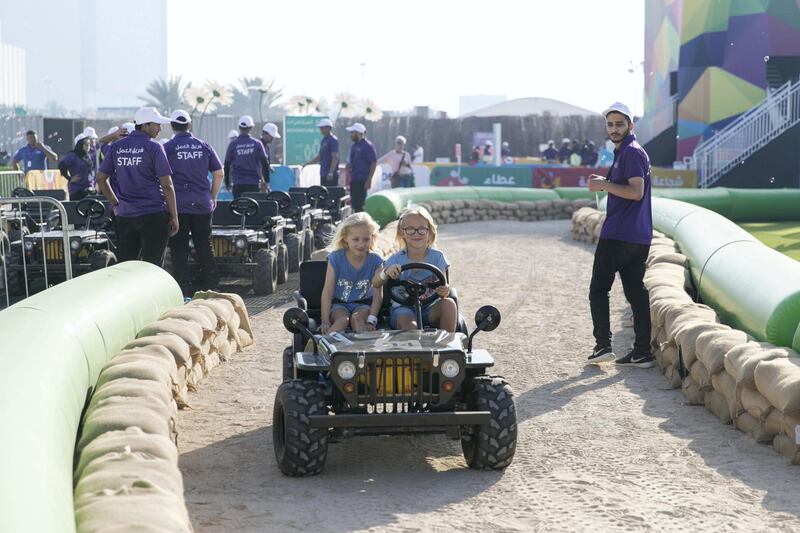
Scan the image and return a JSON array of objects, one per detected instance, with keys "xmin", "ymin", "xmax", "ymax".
[
  {"xmin": 232, "ymin": 184, "xmax": 260, "ymax": 199},
  {"xmin": 321, "ymin": 172, "xmax": 339, "ymax": 187},
  {"xmin": 169, "ymin": 212, "xmax": 218, "ymax": 289},
  {"xmin": 350, "ymin": 180, "xmax": 367, "ymax": 212},
  {"xmin": 589, "ymin": 238, "xmax": 652, "ymax": 354},
  {"xmin": 116, "ymin": 211, "xmax": 170, "ymax": 266}
]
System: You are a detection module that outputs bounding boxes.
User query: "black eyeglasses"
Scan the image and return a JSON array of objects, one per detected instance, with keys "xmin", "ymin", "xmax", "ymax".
[{"xmin": 402, "ymin": 226, "xmax": 429, "ymax": 236}]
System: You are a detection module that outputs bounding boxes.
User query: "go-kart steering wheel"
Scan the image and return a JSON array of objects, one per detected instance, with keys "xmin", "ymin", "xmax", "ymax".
[
  {"xmin": 307, "ymin": 185, "xmax": 328, "ymax": 205},
  {"xmin": 267, "ymin": 191, "xmax": 292, "ymax": 211},
  {"xmin": 76, "ymin": 198, "xmax": 106, "ymax": 220},
  {"xmin": 229, "ymin": 197, "xmax": 259, "ymax": 218},
  {"xmin": 12, "ymin": 187, "xmax": 34, "ymax": 198},
  {"xmin": 385, "ymin": 262, "xmax": 447, "ymax": 307}
]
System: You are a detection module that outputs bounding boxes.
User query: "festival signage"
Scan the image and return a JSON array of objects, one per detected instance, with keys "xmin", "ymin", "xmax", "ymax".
[
  {"xmin": 429, "ymin": 165, "xmax": 533, "ymax": 187},
  {"xmin": 283, "ymin": 115, "xmax": 327, "ymax": 165}
]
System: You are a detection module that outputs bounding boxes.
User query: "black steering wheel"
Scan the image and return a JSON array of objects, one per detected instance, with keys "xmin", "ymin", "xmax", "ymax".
[
  {"xmin": 385, "ymin": 262, "xmax": 447, "ymax": 307},
  {"xmin": 76, "ymin": 198, "xmax": 106, "ymax": 220},
  {"xmin": 12, "ymin": 187, "xmax": 34, "ymax": 198},
  {"xmin": 267, "ymin": 190, "xmax": 292, "ymax": 211},
  {"xmin": 307, "ymin": 185, "xmax": 328, "ymax": 205},
  {"xmin": 229, "ymin": 197, "xmax": 259, "ymax": 218}
]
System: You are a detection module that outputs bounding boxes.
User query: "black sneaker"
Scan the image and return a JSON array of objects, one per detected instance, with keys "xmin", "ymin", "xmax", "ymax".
[
  {"xmin": 615, "ymin": 351, "xmax": 655, "ymax": 368},
  {"xmin": 587, "ymin": 345, "xmax": 615, "ymax": 364}
]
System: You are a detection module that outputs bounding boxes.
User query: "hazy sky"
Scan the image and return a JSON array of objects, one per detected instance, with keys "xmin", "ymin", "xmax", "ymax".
[{"xmin": 167, "ymin": 0, "xmax": 645, "ymax": 117}]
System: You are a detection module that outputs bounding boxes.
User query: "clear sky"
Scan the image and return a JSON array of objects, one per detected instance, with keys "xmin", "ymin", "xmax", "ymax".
[{"xmin": 167, "ymin": 0, "xmax": 645, "ymax": 117}]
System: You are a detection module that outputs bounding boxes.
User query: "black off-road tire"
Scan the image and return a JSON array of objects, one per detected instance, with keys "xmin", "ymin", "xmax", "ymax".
[
  {"xmin": 314, "ymin": 223, "xmax": 335, "ymax": 250},
  {"xmin": 282, "ymin": 345, "xmax": 294, "ymax": 382},
  {"xmin": 302, "ymin": 228, "xmax": 314, "ymax": 261},
  {"xmin": 277, "ymin": 243, "xmax": 289, "ymax": 284},
  {"xmin": 253, "ymin": 248, "xmax": 277, "ymax": 295},
  {"xmin": 88, "ymin": 249, "xmax": 117, "ymax": 271},
  {"xmin": 273, "ymin": 379, "xmax": 329, "ymax": 476},
  {"xmin": 461, "ymin": 375, "xmax": 517, "ymax": 470},
  {"xmin": 285, "ymin": 233, "xmax": 302, "ymax": 273}
]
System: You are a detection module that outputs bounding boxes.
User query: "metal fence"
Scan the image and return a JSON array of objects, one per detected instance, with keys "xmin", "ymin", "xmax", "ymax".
[{"xmin": 0, "ymin": 171, "xmax": 24, "ymax": 197}]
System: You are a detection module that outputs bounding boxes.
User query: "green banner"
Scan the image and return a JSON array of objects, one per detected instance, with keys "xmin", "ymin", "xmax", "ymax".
[
  {"xmin": 429, "ymin": 165, "xmax": 533, "ymax": 187},
  {"xmin": 283, "ymin": 115, "xmax": 327, "ymax": 165}
]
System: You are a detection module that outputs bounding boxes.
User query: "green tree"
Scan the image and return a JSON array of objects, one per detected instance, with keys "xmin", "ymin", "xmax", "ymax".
[{"xmin": 139, "ymin": 76, "xmax": 186, "ymax": 113}]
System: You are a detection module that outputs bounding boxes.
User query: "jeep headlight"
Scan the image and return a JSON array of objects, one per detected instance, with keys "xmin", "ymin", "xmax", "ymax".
[
  {"xmin": 70, "ymin": 239, "xmax": 80, "ymax": 251},
  {"xmin": 441, "ymin": 359, "xmax": 460, "ymax": 379},
  {"xmin": 337, "ymin": 360, "xmax": 357, "ymax": 380},
  {"xmin": 235, "ymin": 237, "xmax": 247, "ymax": 250},
  {"xmin": 24, "ymin": 240, "xmax": 33, "ymax": 251}
]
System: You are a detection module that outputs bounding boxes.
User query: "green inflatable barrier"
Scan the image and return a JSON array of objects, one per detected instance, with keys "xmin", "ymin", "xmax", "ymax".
[
  {"xmin": 652, "ymin": 188, "xmax": 733, "ymax": 218},
  {"xmin": 651, "ymin": 197, "xmax": 705, "ymax": 237},
  {"xmin": 552, "ymin": 187, "xmax": 607, "ymax": 201},
  {"xmin": 0, "ymin": 261, "xmax": 183, "ymax": 533},
  {"xmin": 726, "ymin": 188, "xmax": 800, "ymax": 222}
]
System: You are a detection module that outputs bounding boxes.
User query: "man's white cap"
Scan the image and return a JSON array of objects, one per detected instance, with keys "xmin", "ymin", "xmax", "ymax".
[
  {"xmin": 170, "ymin": 109, "xmax": 191, "ymax": 124},
  {"xmin": 602, "ymin": 101, "xmax": 633, "ymax": 123},
  {"xmin": 262, "ymin": 122, "xmax": 281, "ymax": 139},
  {"xmin": 502, "ymin": 141, "xmax": 509, "ymax": 147},
  {"xmin": 238, "ymin": 115, "xmax": 255, "ymax": 128},
  {"xmin": 395, "ymin": 135, "xmax": 406, "ymax": 144},
  {"xmin": 74, "ymin": 133, "xmax": 86, "ymax": 145},
  {"xmin": 548, "ymin": 139, "xmax": 555, "ymax": 144},
  {"xmin": 83, "ymin": 126, "xmax": 98, "ymax": 139},
  {"xmin": 134, "ymin": 107, "xmax": 170, "ymax": 125},
  {"xmin": 485, "ymin": 140, "xmax": 493, "ymax": 146},
  {"xmin": 228, "ymin": 130, "xmax": 238, "ymax": 139},
  {"xmin": 345, "ymin": 122, "xmax": 366, "ymax": 134},
  {"xmin": 121, "ymin": 122, "xmax": 135, "ymax": 134},
  {"xmin": 107, "ymin": 126, "xmax": 119, "ymax": 136},
  {"xmin": 317, "ymin": 118, "xmax": 333, "ymax": 128},
  {"xmin": 562, "ymin": 137, "xmax": 570, "ymax": 143}
]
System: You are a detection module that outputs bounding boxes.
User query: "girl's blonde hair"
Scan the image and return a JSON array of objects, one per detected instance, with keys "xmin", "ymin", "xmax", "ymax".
[
  {"xmin": 331, "ymin": 212, "xmax": 380, "ymax": 251},
  {"xmin": 395, "ymin": 205, "xmax": 437, "ymax": 249}
]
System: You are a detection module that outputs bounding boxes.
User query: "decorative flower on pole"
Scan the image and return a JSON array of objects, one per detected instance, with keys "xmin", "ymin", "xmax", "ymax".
[
  {"xmin": 183, "ymin": 85, "xmax": 215, "ymax": 116},
  {"xmin": 332, "ymin": 91, "xmax": 359, "ymax": 119},
  {"xmin": 248, "ymin": 83, "xmax": 275, "ymax": 123},
  {"xmin": 205, "ymin": 80, "xmax": 234, "ymax": 108},
  {"xmin": 362, "ymin": 99, "xmax": 383, "ymax": 122},
  {"xmin": 286, "ymin": 95, "xmax": 322, "ymax": 116}
]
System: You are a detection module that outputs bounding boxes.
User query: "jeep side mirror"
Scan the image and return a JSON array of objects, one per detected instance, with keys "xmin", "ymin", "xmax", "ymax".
[
  {"xmin": 467, "ymin": 305, "xmax": 501, "ymax": 353},
  {"xmin": 283, "ymin": 308, "xmax": 318, "ymax": 353}
]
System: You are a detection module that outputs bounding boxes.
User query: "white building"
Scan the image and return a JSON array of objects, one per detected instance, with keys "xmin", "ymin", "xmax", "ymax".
[
  {"xmin": 0, "ymin": 0, "xmax": 166, "ymax": 114},
  {"xmin": 0, "ymin": 21, "xmax": 26, "ymax": 107},
  {"xmin": 459, "ymin": 95, "xmax": 506, "ymax": 117}
]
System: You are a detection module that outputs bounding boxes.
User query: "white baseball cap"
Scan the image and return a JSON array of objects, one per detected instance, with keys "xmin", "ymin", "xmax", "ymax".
[
  {"xmin": 262, "ymin": 122, "xmax": 281, "ymax": 139},
  {"xmin": 228, "ymin": 129, "xmax": 238, "ymax": 139},
  {"xmin": 238, "ymin": 115, "xmax": 255, "ymax": 128},
  {"xmin": 134, "ymin": 107, "xmax": 170, "ymax": 125},
  {"xmin": 395, "ymin": 135, "xmax": 406, "ymax": 144},
  {"xmin": 345, "ymin": 122, "xmax": 366, "ymax": 134},
  {"xmin": 121, "ymin": 122, "xmax": 135, "ymax": 134},
  {"xmin": 83, "ymin": 126, "xmax": 98, "ymax": 139},
  {"xmin": 74, "ymin": 133, "xmax": 87, "ymax": 145},
  {"xmin": 170, "ymin": 109, "xmax": 191, "ymax": 124},
  {"xmin": 485, "ymin": 140, "xmax": 493, "ymax": 146},
  {"xmin": 317, "ymin": 118, "xmax": 333, "ymax": 128},
  {"xmin": 602, "ymin": 101, "xmax": 633, "ymax": 123},
  {"xmin": 106, "ymin": 126, "xmax": 119, "ymax": 136},
  {"xmin": 562, "ymin": 137, "xmax": 571, "ymax": 143}
]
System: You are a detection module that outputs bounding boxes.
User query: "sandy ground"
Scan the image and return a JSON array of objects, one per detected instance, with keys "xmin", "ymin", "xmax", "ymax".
[{"xmin": 178, "ymin": 220, "xmax": 800, "ymax": 532}]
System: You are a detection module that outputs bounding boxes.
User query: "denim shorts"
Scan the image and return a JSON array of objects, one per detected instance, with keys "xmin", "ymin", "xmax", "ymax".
[
  {"xmin": 331, "ymin": 302, "xmax": 371, "ymax": 315},
  {"xmin": 390, "ymin": 302, "xmax": 436, "ymax": 328}
]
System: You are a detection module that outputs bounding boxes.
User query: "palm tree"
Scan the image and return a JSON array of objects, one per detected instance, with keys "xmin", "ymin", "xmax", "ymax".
[
  {"xmin": 230, "ymin": 76, "xmax": 283, "ymax": 123},
  {"xmin": 139, "ymin": 76, "xmax": 186, "ymax": 113}
]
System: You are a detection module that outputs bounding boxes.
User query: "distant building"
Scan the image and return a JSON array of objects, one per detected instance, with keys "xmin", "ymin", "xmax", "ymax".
[
  {"xmin": 460, "ymin": 97, "xmax": 596, "ymax": 118},
  {"xmin": 0, "ymin": 22, "xmax": 26, "ymax": 108},
  {"xmin": 459, "ymin": 95, "xmax": 506, "ymax": 117}
]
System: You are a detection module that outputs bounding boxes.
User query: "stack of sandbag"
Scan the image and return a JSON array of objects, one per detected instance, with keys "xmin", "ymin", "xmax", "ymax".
[
  {"xmin": 569, "ymin": 206, "xmax": 606, "ymax": 244},
  {"xmin": 414, "ymin": 198, "xmax": 592, "ymax": 226},
  {"xmin": 753, "ymin": 354, "xmax": 800, "ymax": 463}
]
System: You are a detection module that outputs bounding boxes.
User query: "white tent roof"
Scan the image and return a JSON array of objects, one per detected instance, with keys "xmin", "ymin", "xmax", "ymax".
[{"xmin": 461, "ymin": 97, "xmax": 597, "ymax": 118}]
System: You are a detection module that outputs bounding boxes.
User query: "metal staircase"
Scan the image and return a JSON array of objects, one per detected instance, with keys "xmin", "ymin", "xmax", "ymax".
[
  {"xmin": 634, "ymin": 95, "xmax": 678, "ymax": 147},
  {"xmin": 693, "ymin": 79, "xmax": 800, "ymax": 188}
]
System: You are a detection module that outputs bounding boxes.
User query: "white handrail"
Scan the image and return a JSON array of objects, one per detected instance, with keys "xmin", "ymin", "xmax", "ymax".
[
  {"xmin": 634, "ymin": 95, "xmax": 678, "ymax": 147},
  {"xmin": 693, "ymin": 80, "xmax": 800, "ymax": 187}
]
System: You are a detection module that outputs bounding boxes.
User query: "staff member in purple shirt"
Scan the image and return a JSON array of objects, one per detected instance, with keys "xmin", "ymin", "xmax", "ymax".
[
  {"xmin": 345, "ymin": 122, "xmax": 377, "ymax": 213},
  {"xmin": 96, "ymin": 107, "xmax": 179, "ymax": 266},
  {"xmin": 58, "ymin": 133, "xmax": 93, "ymax": 201},
  {"xmin": 586, "ymin": 102, "xmax": 653, "ymax": 368},
  {"xmin": 260, "ymin": 122, "xmax": 281, "ymax": 187},
  {"xmin": 224, "ymin": 115, "xmax": 270, "ymax": 198},
  {"xmin": 163, "ymin": 110, "xmax": 223, "ymax": 292},
  {"xmin": 302, "ymin": 118, "xmax": 340, "ymax": 186}
]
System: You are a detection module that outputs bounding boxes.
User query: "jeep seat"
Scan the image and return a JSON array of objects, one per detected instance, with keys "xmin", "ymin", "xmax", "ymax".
[{"xmin": 293, "ymin": 260, "xmax": 327, "ymax": 330}]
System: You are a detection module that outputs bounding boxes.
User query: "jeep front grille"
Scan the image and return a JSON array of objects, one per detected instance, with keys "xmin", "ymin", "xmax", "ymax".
[
  {"xmin": 359, "ymin": 356, "xmax": 440, "ymax": 413},
  {"xmin": 212, "ymin": 237, "xmax": 234, "ymax": 257},
  {"xmin": 45, "ymin": 240, "xmax": 64, "ymax": 261}
]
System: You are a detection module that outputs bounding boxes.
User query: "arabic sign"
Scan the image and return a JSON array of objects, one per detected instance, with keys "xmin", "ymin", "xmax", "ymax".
[
  {"xmin": 651, "ymin": 168, "xmax": 697, "ymax": 188},
  {"xmin": 532, "ymin": 167, "xmax": 608, "ymax": 188},
  {"xmin": 429, "ymin": 165, "xmax": 533, "ymax": 187},
  {"xmin": 283, "ymin": 115, "xmax": 327, "ymax": 165}
]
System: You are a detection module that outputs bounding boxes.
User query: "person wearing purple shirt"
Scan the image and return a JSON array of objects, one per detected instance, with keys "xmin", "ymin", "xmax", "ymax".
[
  {"xmin": 302, "ymin": 117, "xmax": 340, "ymax": 187},
  {"xmin": 223, "ymin": 115, "xmax": 270, "ymax": 198},
  {"xmin": 96, "ymin": 107, "xmax": 179, "ymax": 267},
  {"xmin": 586, "ymin": 102, "xmax": 653, "ymax": 369},
  {"xmin": 163, "ymin": 110, "xmax": 223, "ymax": 292},
  {"xmin": 345, "ymin": 122, "xmax": 377, "ymax": 213},
  {"xmin": 260, "ymin": 122, "xmax": 281, "ymax": 187},
  {"xmin": 58, "ymin": 134, "xmax": 93, "ymax": 201}
]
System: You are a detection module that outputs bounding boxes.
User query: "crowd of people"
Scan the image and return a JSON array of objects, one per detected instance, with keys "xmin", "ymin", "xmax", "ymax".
[{"xmin": 541, "ymin": 138, "xmax": 600, "ymax": 166}]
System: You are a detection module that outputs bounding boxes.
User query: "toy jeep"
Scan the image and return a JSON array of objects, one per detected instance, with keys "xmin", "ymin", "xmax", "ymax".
[
  {"xmin": 195, "ymin": 197, "xmax": 288, "ymax": 295},
  {"xmin": 244, "ymin": 191, "xmax": 310, "ymax": 272},
  {"xmin": 288, "ymin": 186, "xmax": 343, "ymax": 249},
  {"xmin": 273, "ymin": 260, "xmax": 517, "ymax": 476}
]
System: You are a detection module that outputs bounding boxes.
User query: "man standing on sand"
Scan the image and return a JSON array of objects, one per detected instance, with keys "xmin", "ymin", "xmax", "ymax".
[
  {"xmin": 586, "ymin": 102, "xmax": 654, "ymax": 368},
  {"xmin": 224, "ymin": 115, "xmax": 270, "ymax": 198},
  {"xmin": 302, "ymin": 118, "xmax": 340, "ymax": 187},
  {"xmin": 345, "ymin": 122, "xmax": 377, "ymax": 213}
]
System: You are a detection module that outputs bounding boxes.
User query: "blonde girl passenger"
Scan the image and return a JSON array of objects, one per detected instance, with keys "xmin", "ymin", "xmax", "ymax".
[
  {"xmin": 373, "ymin": 206, "xmax": 457, "ymax": 332},
  {"xmin": 320, "ymin": 212, "xmax": 384, "ymax": 334}
]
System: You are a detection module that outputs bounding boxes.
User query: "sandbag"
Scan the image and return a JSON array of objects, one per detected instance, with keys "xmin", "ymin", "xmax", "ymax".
[
  {"xmin": 689, "ymin": 360, "xmax": 712, "ymax": 391},
  {"xmin": 77, "ymin": 397, "xmax": 175, "ymax": 451},
  {"xmin": 648, "ymin": 252, "xmax": 688, "ymax": 268},
  {"xmin": 174, "ymin": 365, "xmax": 190, "ymax": 409},
  {"xmin": 783, "ymin": 412, "xmax": 800, "ymax": 441},
  {"xmin": 88, "ymin": 377, "xmax": 176, "ymax": 416},
  {"xmin": 107, "ymin": 346, "xmax": 178, "ymax": 382},
  {"xmin": 681, "ymin": 376, "xmax": 705, "ymax": 406},
  {"xmin": 160, "ymin": 306, "xmax": 218, "ymax": 335},
  {"xmin": 665, "ymin": 364, "xmax": 683, "ymax": 389},
  {"xmin": 662, "ymin": 343, "xmax": 679, "ymax": 368},
  {"xmin": 211, "ymin": 325, "xmax": 229, "ymax": 350},
  {"xmin": 95, "ymin": 360, "xmax": 174, "ymax": 393},
  {"xmin": 724, "ymin": 342, "xmax": 790, "ymax": 389},
  {"xmin": 218, "ymin": 340, "xmax": 234, "ymax": 361},
  {"xmin": 696, "ymin": 329, "xmax": 749, "ymax": 375},
  {"xmin": 675, "ymin": 321, "xmax": 729, "ymax": 368},
  {"xmin": 74, "ymin": 485, "xmax": 191, "ymax": 533},
  {"xmin": 75, "ymin": 427, "xmax": 177, "ymax": 480},
  {"xmin": 711, "ymin": 370, "xmax": 739, "ymax": 419},
  {"xmin": 740, "ymin": 386, "xmax": 773, "ymax": 421},
  {"xmin": 187, "ymin": 298, "xmax": 236, "ymax": 327},
  {"xmin": 772, "ymin": 434, "xmax": 800, "ymax": 464},
  {"xmin": 765, "ymin": 409, "xmax": 784, "ymax": 436},
  {"xmin": 734, "ymin": 412, "xmax": 774, "ymax": 444},
  {"xmin": 137, "ymin": 319, "xmax": 203, "ymax": 352},
  {"xmin": 125, "ymin": 334, "xmax": 192, "ymax": 368},
  {"xmin": 664, "ymin": 304, "xmax": 717, "ymax": 341},
  {"xmin": 77, "ymin": 450, "xmax": 184, "ymax": 498},
  {"xmin": 705, "ymin": 390, "xmax": 732, "ymax": 424},
  {"xmin": 754, "ymin": 357, "xmax": 800, "ymax": 414}
]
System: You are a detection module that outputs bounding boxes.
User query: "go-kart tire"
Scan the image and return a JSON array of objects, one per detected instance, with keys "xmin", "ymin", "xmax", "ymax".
[
  {"xmin": 461, "ymin": 375, "xmax": 517, "ymax": 470},
  {"xmin": 273, "ymin": 379, "xmax": 328, "ymax": 476},
  {"xmin": 253, "ymin": 248, "xmax": 277, "ymax": 295},
  {"xmin": 302, "ymin": 228, "xmax": 314, "ymax": 261},
  {"xmin": 285, "ymin": 233, "xmax": 302, "ymax": 273},
  {"xmin": 282, "ymin": 345, "xmax": 294, "ymax": 382},
  {"xmin": 88, "ymin": 249, "xmax": 117, "ymax": 271},
  {"xmin": 277, "ymin": 243, "xmax": 289, "ymax": 284},
  {"xmin": 314, "ymin": 222, "xmax": 335, "ymax": 250}
]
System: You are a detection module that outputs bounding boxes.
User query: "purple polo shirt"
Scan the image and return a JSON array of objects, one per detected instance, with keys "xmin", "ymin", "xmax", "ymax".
[
  {"xmin": 164, "ymin": 132, "xmax": 222, "ymax": 215},
  {"xmin": 600, "ymin": 133, "xmax": 652, "ymax": 246},
  {"xmin": 98, "ymin": 130, "xmax": 172, "ymax": 217},
  {"xmin": 13, "ymin": 144, "xmax": 48, "ymax": 171},
  {"xmin": 59, "ymin": 152, "xmax": 92, "ymax": 195},
  {"xmin": 224, "ymin": 134, "xmax": 268, "ymax": 186},
  {"xmin": 319, "ymin": 134, "xmax": 340, "ymax": 178},
  {"xmin": 348, "ymin": 138, "xmax": 377, "ymax": 181}
]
